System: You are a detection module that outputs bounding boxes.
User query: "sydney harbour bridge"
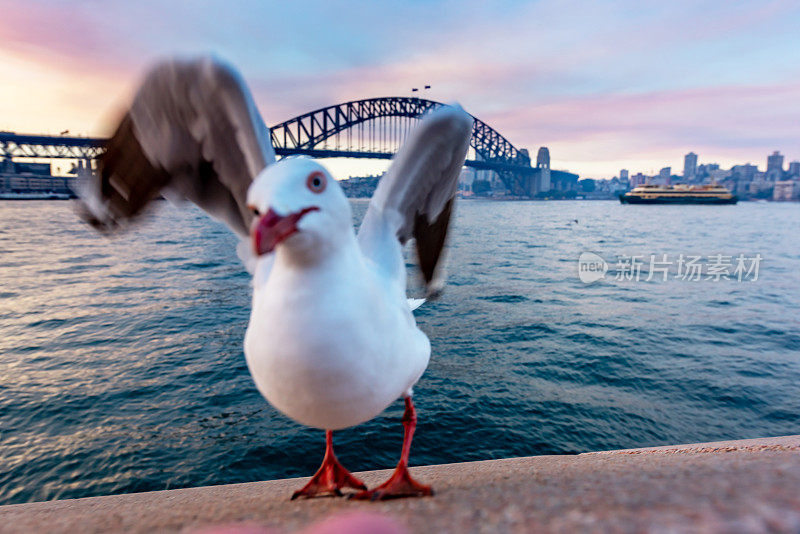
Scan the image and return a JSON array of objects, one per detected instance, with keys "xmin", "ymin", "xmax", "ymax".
[{"xmin": 0, "ymin": 97, "xmax": 565, "ymax": 197}]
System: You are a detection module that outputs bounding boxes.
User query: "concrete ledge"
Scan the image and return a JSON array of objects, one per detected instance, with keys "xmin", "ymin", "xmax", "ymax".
[
  {"xmin": 582, "ymin": 434, "xmax": 800, "ymax": 455},
  {"xmin": 1, "ymin": 436, "xmax": 798, "ymax": 533}
]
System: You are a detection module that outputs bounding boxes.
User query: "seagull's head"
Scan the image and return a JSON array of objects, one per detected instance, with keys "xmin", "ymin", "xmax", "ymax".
[{"xmin": 247, "ymin": 157, "xmax": 352, "ymax": 260}]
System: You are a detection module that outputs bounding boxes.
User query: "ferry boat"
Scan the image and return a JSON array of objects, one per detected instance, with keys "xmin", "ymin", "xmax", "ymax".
[{"xmin": 619, "ymin": 183, "xmax": 737, "ymax": 204}]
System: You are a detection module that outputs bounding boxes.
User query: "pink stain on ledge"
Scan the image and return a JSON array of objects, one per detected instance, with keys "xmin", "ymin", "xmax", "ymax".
[{"xmin": 191, "ymin": 512, "xmax": 407, "ymax": 534}]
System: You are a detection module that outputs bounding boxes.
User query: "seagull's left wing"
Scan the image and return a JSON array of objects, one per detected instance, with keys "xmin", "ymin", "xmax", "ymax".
[
  {"xmin": 77, "ymin": 56, "xmax": 275, "ymax": 238},
  {"xmin": 357, "ymin": 105, "xmax": 473, "ymax": 297}
]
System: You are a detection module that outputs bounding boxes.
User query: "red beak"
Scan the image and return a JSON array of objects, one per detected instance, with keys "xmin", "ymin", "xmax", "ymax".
[{"xmin": 253, "ymin": 207, "xmax": 319, "ymax": 256}]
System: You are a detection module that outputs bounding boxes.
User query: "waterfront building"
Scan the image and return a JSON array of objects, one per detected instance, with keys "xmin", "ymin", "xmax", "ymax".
[
  {"xmin": 0, "ymin": 160, "xmax": 74, "ymax": 198},
  {"xmin": 748, "ymin": 179, "xmax": 772, "ymax": 196},
  {"xmin": 549, "ymin": 170, "xmax": 579, "ymax": 192},
  {"xmin": 709, "ymin": 169, "xmax": 732, "ymax": 183},
  {"xmin": 683, "ymin": 152, "xmax": 697, "ymax": 179},
  {"xmin": 729, "ymin": 164, "xmax": 758, "ymax": 195},
  {"xmin": 631, "ymin": 172, "xmax": 647, "ymax": 187},
  {"xmin": 608, "ymin": 177, "xmax": 628, "ymax": 194},
  {"xmin": 766, "ymin": 151, "xmax": 784, "ymax": 180},
  {"xmin": 773, "ymin": 180, "xmax": 797, "ymax": 201},
  {"xmin": 490, "ymin": 173, "xmax": 510, "ymax": 195},
  {"xmin": 620, "ymin": 169, "xmax": 629, "ymax": 182},
  {"xmin": 697, "ymin": 163, "xmax": 719, "ymax": 180},
  {"xmin": 788, "ymin": 161, "xmax": 800, "ymax": 178},
  {"xmin": 458, "ymin": 168, "xmax": 476, "ymax": 191},
  {"xmin": 339, "ymin": 174, "xmax": 381, "ymax": 198},
  {"xmin": 731, "ymin": 164, "xmax": 758, "ymax": 181},
  {"xmin": 659, "ymin": 167, "xmax": 671, "ymax": 185}
]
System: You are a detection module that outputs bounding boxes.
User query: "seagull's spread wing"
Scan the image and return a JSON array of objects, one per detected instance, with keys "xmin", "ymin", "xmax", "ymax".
[
  {"xmin": 357, "ymin": 105, "xmax": 473, "ymax": 297},
  {"xmin": 77, "ymin": 56, "xmax": 275, "ymax": 238}
]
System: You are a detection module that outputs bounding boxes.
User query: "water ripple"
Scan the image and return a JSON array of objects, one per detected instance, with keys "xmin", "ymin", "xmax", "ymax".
[{"xmin": 0, "ymin": 199, "xmax": 798, "ymax": 505}]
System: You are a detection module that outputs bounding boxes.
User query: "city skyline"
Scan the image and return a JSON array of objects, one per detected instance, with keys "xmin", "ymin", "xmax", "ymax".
[
  {"xmin": 1, "ymin": 1, "xmax": 799, "ymax": 178},
  {"xmin": 614, "ymin": 148, "xmax": 799, "ymax": 182}
]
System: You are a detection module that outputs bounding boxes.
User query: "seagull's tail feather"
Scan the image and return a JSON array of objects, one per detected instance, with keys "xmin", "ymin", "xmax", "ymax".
[{"xmin": 407, "ymin": 298, "xmax": 426, "ymax": 311}]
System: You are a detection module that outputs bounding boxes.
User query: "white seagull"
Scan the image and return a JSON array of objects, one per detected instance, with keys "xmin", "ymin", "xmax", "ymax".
[{"xmin": 78, "ymin": 57, "xmax": 472, "ymax": 500}]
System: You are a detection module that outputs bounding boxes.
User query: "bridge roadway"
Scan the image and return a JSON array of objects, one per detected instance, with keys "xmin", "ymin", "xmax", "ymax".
[
  {"xmin": 0, "ymin": 97, "xmax": 541, "ymax": 195},
  {"xmin": 0, "ymin": 136, "xmax": 534, "ymax": 174}
]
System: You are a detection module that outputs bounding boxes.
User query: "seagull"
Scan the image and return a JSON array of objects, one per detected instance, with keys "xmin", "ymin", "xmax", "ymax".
[{"xmin": 78, "ymin": 56, "xmax": 472, "ymax": 501}]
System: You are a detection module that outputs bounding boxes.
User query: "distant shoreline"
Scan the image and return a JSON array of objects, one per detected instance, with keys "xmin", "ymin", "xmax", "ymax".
[
  {"xmin": 0, "ymin": 193, "xmax": 75, "ymax": 200},
  {"xmin": 0, "ymin": 195, "xmax": 793, "ymax": 203}
]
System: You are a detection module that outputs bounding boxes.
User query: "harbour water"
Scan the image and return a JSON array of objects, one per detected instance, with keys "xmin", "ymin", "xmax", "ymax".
[{"xmin": 0, "ymin": 199, "xmax": 798, "ymax": 504}]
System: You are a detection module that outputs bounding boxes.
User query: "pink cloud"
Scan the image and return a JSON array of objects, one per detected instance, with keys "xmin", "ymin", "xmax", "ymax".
[
  {"xmin": 474, "ymin": 81, "xmax": 800, "ymax": 174},
  {"xmin": 1, "ymin": 0, "xmax": 798, "ymax": 178},
  {"xmin": 0, "ymin": 3, "xmax": 145, "ymax": 78},
  {"xmin": 501, "ymin": 82, "xmax": 797, "ymax": 134}
]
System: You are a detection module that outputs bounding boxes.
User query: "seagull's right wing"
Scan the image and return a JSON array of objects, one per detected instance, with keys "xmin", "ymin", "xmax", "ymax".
[
  {"xmin": 357, "ymin": 105, "xmax": 473, "ymax": 297},
  {"xmin": 77, "ymin": 56, "xmax": 275, "ymax": 238}
]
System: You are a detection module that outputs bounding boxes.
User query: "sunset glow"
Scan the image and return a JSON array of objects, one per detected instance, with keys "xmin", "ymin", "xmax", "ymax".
[{"xmin": 2, "ymin": 0, "xmax": 798, "ymax": 178}]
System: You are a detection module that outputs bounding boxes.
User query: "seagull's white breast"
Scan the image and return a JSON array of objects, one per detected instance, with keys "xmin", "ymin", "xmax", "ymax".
[{"xmin": 244, "ymin": 249, "xmax": 430, "ymax": 430}]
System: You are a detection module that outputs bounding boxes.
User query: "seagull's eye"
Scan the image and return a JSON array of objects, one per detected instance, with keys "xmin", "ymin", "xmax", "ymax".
[
  {"xmin": 306, "ymin": 171, "xmax": 327, "ymax": 194},
  {"xmin": 251, "ymin": 207, "xmax": 260, "ymax": 216}
]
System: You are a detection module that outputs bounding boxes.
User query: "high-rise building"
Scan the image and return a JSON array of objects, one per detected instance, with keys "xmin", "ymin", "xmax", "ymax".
[
  {"xmin": 766, "ymin": 151, "xmax": 784, "ymax": 180},
  {"xmin": 659, "ymin": 167, "xmax": 671, "ymax": 185},
  {"xmin": 767, "ymin": 151, "xmax": 784, "ymax": 171},
  {"xmin": 788, "ymin": 161, "xmax": 800, "ymax": 178},
  {"xmin": 620, "ymin": 169, "xmax": 629, "ymax": 182},
  {"xmin": 683, "ymin": 152, "xmax": 698, "ymax": 178}
]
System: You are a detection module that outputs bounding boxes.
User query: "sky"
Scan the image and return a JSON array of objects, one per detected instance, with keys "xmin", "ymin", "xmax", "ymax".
[{"xmin": 1, "ymin": 0, "xmax": 798, "ymax": 179}]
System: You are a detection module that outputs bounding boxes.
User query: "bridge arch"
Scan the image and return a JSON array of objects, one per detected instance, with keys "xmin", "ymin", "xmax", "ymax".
[{"xmin": 270, "ymin": 97, "xmax": 532, "ymax": 192}]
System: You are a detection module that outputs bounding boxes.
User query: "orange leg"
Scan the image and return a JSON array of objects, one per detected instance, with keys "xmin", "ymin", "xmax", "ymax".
[
  {"xmin": 351, "ymin": 396, "xmax": 433, "ymax": 501},
  {"xmin": 291, "ymin": 430, "xmax": 367, "ymax": 500}
]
